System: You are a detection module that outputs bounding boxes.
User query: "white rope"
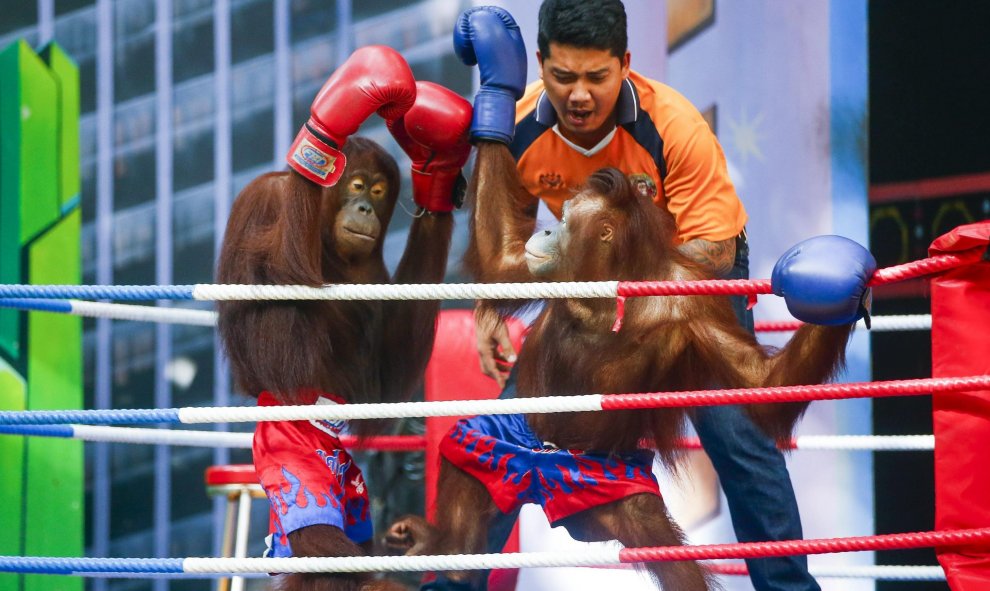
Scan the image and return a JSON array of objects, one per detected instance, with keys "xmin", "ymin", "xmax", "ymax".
[
  {"xmin": 55, "ymin": 564, "xmax": 947, "ymax": 581},
  {"xmin": 179, "ymin": 554, "xmax": 946, "ymax": 577},
  {"xmin": 70, "ymin": 300, "xmax": 216, "ymax": 326},
  {"xmin": 807, "ymin": 564, "xmax": 944, "ymax": 581},
  {"xmin": 864, "ymin": 314, "xmax": 931, "ymax": 331},
  {"xmin": 182, "ymin": 547, "xmax": 623, "ymax": 574},
  {"xmin": 794, "ymin": 435, "xmax": 934, "ymax": 451},
  {"xmin": 72, "ymin": 425, "xmax": 252, "ymax": 448},
  {"xmin": 12, "ymin": 297, "xmax": 934, "ymax": 333},
  {"xmin": 177, "ymin": 395, "xmax": 605, "ymax": 424},
  {"xmin": 26, "ymin": 426, "xmax": 937, "ymax": 452},
  {"xmin": 191, "ymin": 282, "xmax": 620, "ymax": 301}
]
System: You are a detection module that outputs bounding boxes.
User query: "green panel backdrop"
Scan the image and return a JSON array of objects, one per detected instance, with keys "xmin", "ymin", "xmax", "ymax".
[
  {"xmin": 0, "ymin": 39, "xmax": 83, "ymax": 591},
  {"xmin": 0, "ymin": 359, "xmax": 26, "ymax": 591}
]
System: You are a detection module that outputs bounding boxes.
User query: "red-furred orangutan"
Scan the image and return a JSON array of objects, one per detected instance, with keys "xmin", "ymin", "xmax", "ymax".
[
  {"xmin": 217, "ymin": 45, "xmax": 472, "ymax": 591},
  {"xmin": 388, "ymin": 142, "xmax": 874, "ymax": 591}
]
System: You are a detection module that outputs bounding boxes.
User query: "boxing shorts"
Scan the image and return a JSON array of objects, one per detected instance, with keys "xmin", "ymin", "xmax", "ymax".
[
  {"xmin": 439, "ymin": 413, "xmax": 659, "ymax": 524},
  {"xmin": 253, "ymin": 390, "xmax": 371, "ymax": 557}
]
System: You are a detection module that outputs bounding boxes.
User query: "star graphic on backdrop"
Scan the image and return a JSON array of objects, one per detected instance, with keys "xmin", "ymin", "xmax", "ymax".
[{"xmin": 725, "ymin": 107, "xmax": 766, "ymax": 163}]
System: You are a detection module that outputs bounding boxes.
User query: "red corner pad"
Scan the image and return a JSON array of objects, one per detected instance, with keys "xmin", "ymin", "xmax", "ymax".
[{"xmin": 929, "ymin": 221, "xmax": 990, "ymax": 257}]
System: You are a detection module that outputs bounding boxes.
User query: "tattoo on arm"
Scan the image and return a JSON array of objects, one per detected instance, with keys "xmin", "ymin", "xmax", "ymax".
[{"xmin": 678, "ymin": 237, "xmax": 737, "ymax": 277}]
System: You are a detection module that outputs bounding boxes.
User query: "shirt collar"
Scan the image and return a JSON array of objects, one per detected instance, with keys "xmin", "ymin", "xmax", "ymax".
[{"xmin": 534, "ymin": 77, "xmax": 640, "ymax": 127}]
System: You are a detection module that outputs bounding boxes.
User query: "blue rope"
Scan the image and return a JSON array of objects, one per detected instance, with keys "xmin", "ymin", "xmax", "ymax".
[
  {"xmin": 0, "ymin": 298, "xmax": 74, "ymax": 313},
  {"xmin": 0, "ymin": 285, "xmax": 195, "ymax": 301},
  {"xmin": 0, "ymin": 557, "xmax": 184, "ymax": 575},
  {"xmin": 0, "ymin": 424, "xmax": 74, "ymax": 437},
  {"xmin": 0, "ymin": 409, "xmax": 180, "ymax": 426}
]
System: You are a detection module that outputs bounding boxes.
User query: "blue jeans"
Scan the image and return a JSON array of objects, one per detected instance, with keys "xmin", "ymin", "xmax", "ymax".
[
  {"xmin": 437, "ymin": 234, "xmax": 818, "ymax": 591},
  {"xmin": 691, "ymin": 232, "xmax": 819, "ymax": 591}
]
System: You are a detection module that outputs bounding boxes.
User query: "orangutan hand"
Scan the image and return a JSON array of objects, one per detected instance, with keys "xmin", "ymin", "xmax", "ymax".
[{"xmin": 382, "ymin": 515, "xmax": 435, "ymax": 556}]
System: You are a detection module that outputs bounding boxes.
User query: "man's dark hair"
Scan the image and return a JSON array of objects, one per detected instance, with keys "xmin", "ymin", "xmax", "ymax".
[{"xmin": 537, "ymin": 0, "xmax": 628, "ymax": 58}]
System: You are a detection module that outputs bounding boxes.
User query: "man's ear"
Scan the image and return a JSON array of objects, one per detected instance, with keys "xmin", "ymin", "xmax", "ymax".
[
  {"xmin": 600, "ymin": 222, "xmax": 614, "ymax": 243},
  {"xmin": 536, "ymin": 50, "xmax": 544, "ymax": 79}
]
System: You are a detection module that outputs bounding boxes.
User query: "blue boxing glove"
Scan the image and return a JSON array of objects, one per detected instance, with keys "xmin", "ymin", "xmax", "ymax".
[
  {"xmin": 771, "ymin": 235, "xmax": 877, "ymax": 327},
  {"xmin": 454, "ymin": 6, "xmax": 528, "ymax": 144}
]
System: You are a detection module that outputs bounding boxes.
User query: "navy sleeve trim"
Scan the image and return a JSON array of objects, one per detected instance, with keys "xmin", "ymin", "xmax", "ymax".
[
  {"xmin": 622, "ymin": 112, "xmax": 668, "ymax": 181},
  {"xmin": 510, "ymin": 110, "xmax": 550, "ymax": 161}
]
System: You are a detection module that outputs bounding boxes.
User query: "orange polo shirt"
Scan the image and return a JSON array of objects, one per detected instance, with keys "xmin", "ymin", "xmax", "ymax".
[{"xmin": 510, "ymin": 70, "xmax": 747, "ymax": 243}]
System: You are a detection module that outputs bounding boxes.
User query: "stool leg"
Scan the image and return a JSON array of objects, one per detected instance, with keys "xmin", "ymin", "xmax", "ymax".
[
  {"xmin": 218, "ymin": 495, "xmax": 238, "ymax": 591},
  {"xmin": 231, "ymin": 488, "xmax": 252, "ymax": 591}
]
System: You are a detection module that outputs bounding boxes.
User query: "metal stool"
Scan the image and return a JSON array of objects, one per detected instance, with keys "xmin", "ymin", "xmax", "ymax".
[{"xmin": 205, "ymin": 464, "xmax": 266, "ymax": 591}]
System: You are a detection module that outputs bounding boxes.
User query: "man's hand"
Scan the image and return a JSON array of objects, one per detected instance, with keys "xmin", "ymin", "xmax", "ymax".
[
  {"xmin": 677, "ymin": 236, "xmax": 736, "ymax": 277},
  {"xmin": 474, "ymin": 302, "xmax": 516, "ymax": 388}
]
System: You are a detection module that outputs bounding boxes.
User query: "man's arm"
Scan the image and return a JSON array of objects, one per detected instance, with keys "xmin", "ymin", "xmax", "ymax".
[{"xmin": 678, "ymin": 236, "xmax": 737, "ymax": 278}]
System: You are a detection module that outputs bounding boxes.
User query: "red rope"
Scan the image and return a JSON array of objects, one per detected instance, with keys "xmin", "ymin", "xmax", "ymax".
[
  {"xmin": 337, "ymin": 434, "xmax": 426, "ymax": 451},
  {"xmin": 614, "ymin": 252, "xmax": 977, "ymax": 298},
  {"xmin": 600, "ymin": 375, "xmax": 990, "ymax": 410},
  {"xmin": 618, "ymin": 527, "xmax": 990, "ymax": 563},
  {"xmin": 869, "ymin": 253, "xmax": 974, "ymax": 286},
  {"xmin": 617, "ymin": 278, "xmax": 773, "ymax": 297},
  {"xmin": 706, "ymin": 563, "xmax": 749, "ymax": 576},
  {"xmin": 754, "ymin": 320, "xmax": 804, "ymax": 332}
]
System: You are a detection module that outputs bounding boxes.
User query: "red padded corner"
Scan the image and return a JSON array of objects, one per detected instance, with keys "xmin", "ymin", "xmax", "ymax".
[{"xmin": 205, "ymin": 464, "xmax": 259, "ymax": 486}]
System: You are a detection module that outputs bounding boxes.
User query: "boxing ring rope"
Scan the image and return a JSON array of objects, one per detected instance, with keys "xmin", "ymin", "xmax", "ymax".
[
  {"xmin": 0, "ymin": 298, "xmax": 932, "ymax": 332},
  {"xmin": 0, "ymin": 424, "xmax": 426, "ymax": 451},
  {"xmin": 19, "ymin": 564, "xmax": 950, "ymax": 582},
  {"xmin": 0, "ymin": 298, "xmax": 218, "ymax": 326},
  {"xmin": 1, "ymin": 375, "xmax": 986, "ymax": 426},
  {"xmin": 0, "ymin": 425, "xmax": 935, "ymax": 451},
  {"xmin": 0, "ymin": 251, "xmax": 972, "ymax": 302},
  {"xmin": 0, "ymin": 245, "xmax": 982, "ymax": 585},
  {"xmin": 0, "ymin": 527, "xmax": 986, "ymax": 576},
  {"xmin": 599, "ymin": 562, "xmax": 947, "ymax": 581},
  {"xmin": 754, "ymin": 314, "xmax": 931, "ymax": 332},
  {"xmin": 700, "ymin": 563, "xmax": 946, "ymax": 581},
  {"xmin": 0, "ymin": 424, "xmax": 936, "ymax": 451}
]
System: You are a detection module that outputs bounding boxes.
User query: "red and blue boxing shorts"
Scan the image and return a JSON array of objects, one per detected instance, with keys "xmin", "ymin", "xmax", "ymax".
[
  {"xmin": 253, "ymin": 391, "xmax": 372, "ymax": 557},
  {"xmin": 439, "ymin": 413, "xmax": 660, "ymax": 524}
]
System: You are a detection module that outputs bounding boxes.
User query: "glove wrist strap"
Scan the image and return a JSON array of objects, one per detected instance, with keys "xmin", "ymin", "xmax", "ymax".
[
  {"xmin": 411, "ymin": 168, "xmax": 465, "ymax": 213},
  {"xmin": 287, "ymin": 126, "xmax": 346, "ymax": 187}
]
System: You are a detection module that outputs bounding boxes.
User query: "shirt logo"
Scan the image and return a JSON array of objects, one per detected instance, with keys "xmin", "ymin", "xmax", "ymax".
[
  {"xmin": 629, "ymin": 173, "xmax": 657, "ymax": 199},
  {"xmin": 539, "ymin": 172, "xmax": 564, "ymax": 191},
  {"xmin": 316, "ymin": 448, "xmax": 351, "ymax": 483}
]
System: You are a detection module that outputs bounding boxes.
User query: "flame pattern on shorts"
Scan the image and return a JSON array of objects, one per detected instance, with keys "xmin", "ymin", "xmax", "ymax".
[
  {"xmin": 439, "ymin": 413, "xmax": 660, "ymax": 524},
  {"xmin": 254, "ymin": 392, "xmax": 372, "ymax": 558}
]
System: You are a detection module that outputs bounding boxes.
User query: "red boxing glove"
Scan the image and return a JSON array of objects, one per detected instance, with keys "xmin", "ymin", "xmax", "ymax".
[
  {"xmin": 287, "ymin": 45, "xmax": 416, "ymax": 187},
  {"xmin": 387, "ymin": 81, "xmax": 472, "ymax": 213}
]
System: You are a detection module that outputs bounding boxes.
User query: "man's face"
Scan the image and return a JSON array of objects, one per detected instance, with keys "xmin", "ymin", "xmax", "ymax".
[{"xmin": 538, "ymin": 42, "xmax": 630, "ymax": 149}]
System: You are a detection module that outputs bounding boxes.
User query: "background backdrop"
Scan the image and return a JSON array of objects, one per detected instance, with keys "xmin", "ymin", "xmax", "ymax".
[{"xmin": 1, "ymin": 1, "xmax": 989, "ymax": 590}]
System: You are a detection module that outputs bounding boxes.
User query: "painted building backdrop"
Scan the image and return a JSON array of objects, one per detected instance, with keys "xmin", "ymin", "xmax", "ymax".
[{"xmin": 0, "ymin": 1, "xmax": 880, "ymax": 591}]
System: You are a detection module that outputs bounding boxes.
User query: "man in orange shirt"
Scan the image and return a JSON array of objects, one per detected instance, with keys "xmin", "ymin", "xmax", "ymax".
[{"xmin": 465, "ymin": 2, "xmax": 819, "ymax": 590}]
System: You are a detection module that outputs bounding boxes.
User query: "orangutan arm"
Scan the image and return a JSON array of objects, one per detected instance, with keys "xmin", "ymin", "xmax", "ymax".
[
  {"xmin": 284, "ymin": 525, "xmax": 412, "ymax": 590},
  {"xmin": 462, "ymin": 142, "xmax": 539, "ymax": 282},
  {"xmin": 217, "ymin": 172, "xmax": 325, "ymax": 288},
  {"xmin": 685, "ymin": 309, "xmax": 854, "ymax": 441},
  {"xmin": 381, "ymin": 213, "xmax": 454, "ymax": 400}
]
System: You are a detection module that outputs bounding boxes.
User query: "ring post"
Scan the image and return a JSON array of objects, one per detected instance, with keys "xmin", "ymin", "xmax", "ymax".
[{"xmin": 930, "ymin": 221, "xmax": 990, "ymax": 588}]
